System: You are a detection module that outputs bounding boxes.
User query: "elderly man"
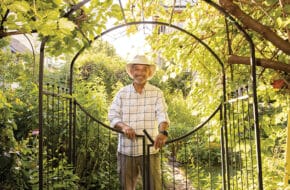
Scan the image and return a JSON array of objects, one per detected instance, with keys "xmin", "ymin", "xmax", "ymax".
[{"xmin": 108, "ymin": 55, "xmax": 170, "ymax": 190}]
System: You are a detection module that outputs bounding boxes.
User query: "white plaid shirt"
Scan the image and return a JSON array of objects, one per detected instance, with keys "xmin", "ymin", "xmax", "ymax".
[{"xmin": 108, "ymin": 83, "xmax": 170, "ymax": 156}]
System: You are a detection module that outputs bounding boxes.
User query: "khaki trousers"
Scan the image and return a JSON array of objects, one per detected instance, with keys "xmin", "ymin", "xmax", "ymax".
[{"xmin": 117, "ymin": 153, "xmax": 162, "ymax": 190}]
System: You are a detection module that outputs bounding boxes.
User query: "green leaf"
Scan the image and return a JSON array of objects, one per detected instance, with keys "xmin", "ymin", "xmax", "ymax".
[
  {"xmin": 46, "ymin": 10, "xmax": 60, "ymax": 20},
  {"xmin": 7, "ymin": 14, "xmax": 16, "ymax": 22},
  {"xmin": 58, "ymin": 18, "xmax": 76, "ymax": 33},
  {"xmin": 108, "ymin": 4, "xmax": 122, "ymax": 19},
  {"xmin": 37, "ymin": 20, "xmax": 57, "ymax": 36},
  {"xmin": 265, "ymin": 0, "xmax": 276, "ymax": 6},
  {"xmin": 276, "ymin": 17, "xmax": 290, "ymax": 28},
  {"xmin": 7, "ymin": 1, "xmax": 30, "ymax": 13},
  {"xmin": 102, "ymin": 0, "xmax": 113, "ymax": 7},
  {"xmin": 53, "ymin": 0, "xmax": 62, "ymax": 5},
  {"xmin": 284, "ymin": 4, "xmax": 290, "ymax": 14}
]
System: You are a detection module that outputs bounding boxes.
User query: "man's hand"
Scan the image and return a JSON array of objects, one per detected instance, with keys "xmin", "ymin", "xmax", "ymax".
[
  {"xmin": 154, "ymin": 133, "xmax": 168, "ymax": 149},
  {"xmin": 115, "ymin": 122, "xmax": 136, "ymax": 139},
  {"xmin": 122, "ymin": 125, "xmax": 136, "ymax": 139}
]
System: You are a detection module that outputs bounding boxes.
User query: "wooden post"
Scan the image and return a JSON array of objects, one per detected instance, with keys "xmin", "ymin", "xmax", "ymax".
[{"xmin": 285, "ymin": 111, "xmax": 290, "ymax": 187}]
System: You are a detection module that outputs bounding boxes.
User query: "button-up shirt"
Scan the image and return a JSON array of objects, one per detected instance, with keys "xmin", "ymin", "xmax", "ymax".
[{"xmin": 108, "ymin": 83, "xmax": 170, "ymax": 156}]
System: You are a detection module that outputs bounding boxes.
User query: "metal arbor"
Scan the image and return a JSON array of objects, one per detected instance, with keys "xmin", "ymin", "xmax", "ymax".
[{"xmin": 37, "ymin": 0, "xmax": 263, "ymax": 189}]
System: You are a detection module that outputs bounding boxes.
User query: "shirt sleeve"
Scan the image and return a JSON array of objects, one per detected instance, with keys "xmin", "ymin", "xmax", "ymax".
[
  {"xmin": 108, "ymin": 91, "xmax": 122, "ymax": 128},
  {"xmin": 156, "ymin": 91, "xmax": 170, "ymax": 125}
]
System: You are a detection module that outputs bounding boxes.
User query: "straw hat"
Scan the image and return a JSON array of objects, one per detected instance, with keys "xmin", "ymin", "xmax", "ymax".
[{"xmin": 126, "ymin": 55, "xmax": 156, "ymax": 80}]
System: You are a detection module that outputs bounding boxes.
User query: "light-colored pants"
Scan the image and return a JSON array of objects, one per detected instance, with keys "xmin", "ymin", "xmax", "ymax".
[{"xmin": 117, "ymin": 153, "xmax": 162, "ymax": 190}]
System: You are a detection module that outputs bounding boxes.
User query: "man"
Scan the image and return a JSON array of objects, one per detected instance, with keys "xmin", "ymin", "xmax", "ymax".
[{"xmin": 108, "ymin": 55, "xmax": 170, "ymax": 190}]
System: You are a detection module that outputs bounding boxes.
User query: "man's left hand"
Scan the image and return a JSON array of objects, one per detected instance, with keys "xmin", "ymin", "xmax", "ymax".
[{"xmin": 154, "ymin": 133, "xmax": 168, "ymax": 149}]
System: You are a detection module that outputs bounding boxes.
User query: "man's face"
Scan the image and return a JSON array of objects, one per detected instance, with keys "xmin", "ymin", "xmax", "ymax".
[{"xmin": 131, "ymin": 64, "xmax": 151, "ymax": 84}]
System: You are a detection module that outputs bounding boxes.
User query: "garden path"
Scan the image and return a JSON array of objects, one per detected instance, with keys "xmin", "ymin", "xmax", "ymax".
[{"xmin": 165, "ymin": 160, "xmax": 196, "ymax": 190}]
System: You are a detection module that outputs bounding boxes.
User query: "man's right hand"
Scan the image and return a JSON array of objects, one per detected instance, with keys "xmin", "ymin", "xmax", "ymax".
[
  {"xmin": 115, "ymin": 122, "xmax": 136, "ymax": 139},
  {"xmin": 122, "ymin": 126, "xmax": 136, "ymax": 139}
]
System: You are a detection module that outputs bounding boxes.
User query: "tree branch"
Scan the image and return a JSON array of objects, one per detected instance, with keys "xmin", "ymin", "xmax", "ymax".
[
  {"xmin": 219, "ymin": 0, "xmax": 290, "ymax": 55},
  {"xmin": 0, "ymin": 30, "xmax": 38, "ymax": 39},
  {"xmin": 0, "ymin": 9, "xmax": 9, "ymax": 30},
  {"xmin": 64, "ymin": 0, "xmax": 91, "ymax": 17},
  {"xmin": 228, "ymin": 54, "xmax": 290, "ymax": 73}
]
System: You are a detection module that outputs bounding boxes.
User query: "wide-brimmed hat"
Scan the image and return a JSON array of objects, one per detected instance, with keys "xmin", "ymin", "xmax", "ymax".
[{"xmin": 126, "ymin": 55, "xmax": 156, "ymax": 80}]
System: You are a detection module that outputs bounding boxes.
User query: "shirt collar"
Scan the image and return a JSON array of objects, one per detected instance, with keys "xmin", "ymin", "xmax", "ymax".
[{"xmin": 131, "ymin": 83, "xmax": 149, "ymax": 94}]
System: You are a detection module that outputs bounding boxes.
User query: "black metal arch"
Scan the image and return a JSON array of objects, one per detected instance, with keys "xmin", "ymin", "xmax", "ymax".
[
  {"xmin": 38, "ymin": 0, "xmax": 263, "ymax": 189},
  {"xmin": 68, "ymin": 20, "xmax": 225, "ymax": 94}
]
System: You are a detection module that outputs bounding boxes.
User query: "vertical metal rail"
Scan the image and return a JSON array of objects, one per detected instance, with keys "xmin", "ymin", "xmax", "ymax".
[
  {"xmin": 220, "ymin": 105, "xmax": 227, "ymax": 190},
  {"xmin": 160, "ymin": 147, "xmax": 164, "ymax": 189},
  {"xmin": 196, "ymin": 132, "xmax": 200, "ymax": 189},
  {"xmin": 97, "ymin": 122, "xmax": 100, "ymax": 186},
  {"xmin": 246, "ymin": 86, "xmax": 256, "ymax": 189},
  {"xmin": 85, "ymin": 112, "xmax": 89, "ymax": 185},
  {"xmin": 229, "ymin": 93, "xmax": 236, "ymax": 189},
  {"xmin": 172, "ymin": 152, "xmax": 176, "ymax": 189},
  {"xmin": 108, "ymin": 129, "xmax": 112, "ymax": 189},
  {"xmin": 142, "ymin": 136, "xmax": 146, "ymax": 190},
  {"xmin": 45, "ymin": 84, "xmax": 50, "ymax": 188},
  {"xmin": 236, "ymin": 89, "xmax": 244, "ymax": 190},
  {"xmin": 73, "ymin": 100, "xmax": 77, "ymax": 167},
  {"xmin": 38, "ymin": 37, "xmax": 48, "ymax": 190},
  {"xmin": 51, "ymin": 84, "xmax": 55, "ymax": 188},
  {"xmin": 240, "ymin": 87, "xmax": 250, "ymax": 189},
  {"xmin": 208, "ymin": 122, "xmax": 213, "ymax": 189},
  {"xmin": 68, "ymin": 95, "xmax": 73, "ymax": 164},
  {"xmin": 223, "ymin": 80, "xmax": 230, "ymax": 190},
  {"xmin": 65, "ymin": 88, "xmax": 70, "ymax": 164},
  {"xmin": 143, "ymin": 129, "xmax": 154, "ymax": 190},
  {"xmin": 184, "ymin": 142, "xmax": 188, "ymax": 190}
]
